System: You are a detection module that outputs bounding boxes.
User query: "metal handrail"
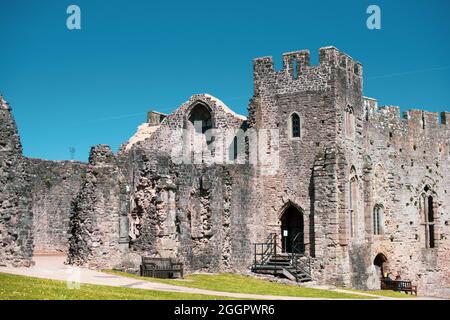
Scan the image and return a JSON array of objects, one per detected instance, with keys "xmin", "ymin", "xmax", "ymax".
[
  {"xmin": 288, "ymin": 232, "xmax": 311, "ymax": 280},
  {"xmin": 253, "ymin": 233, "xmax": 278, "ymax": 268},
  {"xmin": 253, "ymin": 232, "xmax": 312, "ymax": 282}
]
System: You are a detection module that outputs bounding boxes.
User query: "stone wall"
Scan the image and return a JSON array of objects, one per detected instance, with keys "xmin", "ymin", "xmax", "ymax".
[
  {"xmin": 352, "ymin": 104, "xmax": 450, "ymax": 297},
  {"xmin": 123, "ymin": 94, "xmax": 260, "ymax": 273},
  {"xmin": 1, "ymin": 96, "xmax": 87, "ymax": 263},
  {"xmin": 67, "ymin": 145, "xmax": 127, "ymax": 269},
  {"xmin": 26, "ymin": 158, "xmax": 86, "ymax": 254},
  {"xmin": 0, "ymin": 96, "xmax": 33, "ymax": 266}
]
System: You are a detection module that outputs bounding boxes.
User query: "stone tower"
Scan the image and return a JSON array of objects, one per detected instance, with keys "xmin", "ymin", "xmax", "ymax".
[{"xmin": 248, "ymin": 47, "xmax": 363, "ymax": 286}]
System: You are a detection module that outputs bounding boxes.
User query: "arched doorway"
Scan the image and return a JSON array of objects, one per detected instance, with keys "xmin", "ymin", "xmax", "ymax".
[
  {"xmin": 280, "ymin": 204, "xmax": 304, "ymax": 254},
  {"xmin": 373, "ymin": 253, "xmax": 387, "ymax": 279}
]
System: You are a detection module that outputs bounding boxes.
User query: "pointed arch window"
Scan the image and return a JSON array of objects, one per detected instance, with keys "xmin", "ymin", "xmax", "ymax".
[
  {"xmin": 188, "ymin": 103, "xmax": 213, "ymax": 135},
  {"xmin": 420, "ymin": 187, "xmax": 436, "ymax": 248},
  {"xmin": 344, "ymin": 105, "xmax": 355, "ymax": 139},
  {"xmin": 290, "ymin": 113, "xmax": 301, "ymax": 138},
  {"xmin": 373, "ymin": 204, "xmax": 384, "ymax": 235},
  {"xmin": 348, "ymin": 167, "xmax": 358, "ymax": 238},
  {"xmin": 187, "ymin": 103, "xmax": 214, "ymax": 154}
]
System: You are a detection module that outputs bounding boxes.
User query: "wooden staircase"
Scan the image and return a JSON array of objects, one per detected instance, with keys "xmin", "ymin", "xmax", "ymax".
[{"xmin": 251, "ymin": 233, "xmax": 312, "ymax": 283}]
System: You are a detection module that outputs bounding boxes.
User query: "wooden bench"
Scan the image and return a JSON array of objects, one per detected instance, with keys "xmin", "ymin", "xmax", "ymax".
[
  {"xmin": 381, "ymin": 279, "xmax": 417, "ymax": 295},
  {"xmin": 140, "ymin": 257, "xmax": 184, "ymax": 279}
]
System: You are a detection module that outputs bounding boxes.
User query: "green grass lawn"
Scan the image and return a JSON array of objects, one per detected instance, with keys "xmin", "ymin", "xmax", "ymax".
[
  {"xmin": 104, "ymin": 271, "xmax": 373, "ymax": 299},
  {"xmin": 0, "ymin": 272, "xmax": 234, "ymax": 300}
]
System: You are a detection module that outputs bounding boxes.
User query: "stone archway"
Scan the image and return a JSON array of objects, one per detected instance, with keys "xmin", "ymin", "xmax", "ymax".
[
  {"xmin": 374, "ymin": 253, "xmax": 388, "ymax": 279},
  {"xmin": 280, "ymin": 204, "xmax": 304, "ymax": 254},
  {"xmin": 365, "ymin": 252, "xmax": 389, "ymax": 290}
]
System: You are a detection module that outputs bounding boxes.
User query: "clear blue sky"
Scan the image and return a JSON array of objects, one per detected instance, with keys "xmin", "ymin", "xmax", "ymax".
[{"xmin": 1, "ymin": 0, "xmax": 449, "ymax": 162}]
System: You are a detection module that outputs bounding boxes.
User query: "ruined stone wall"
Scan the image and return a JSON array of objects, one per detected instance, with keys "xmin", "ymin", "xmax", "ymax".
[
  {"xmin": 0, "ymin": 97, "xmax": 33, "ymax": 266},
  {"xmin": 67, "ymin": 145, "xmax": 126, "ymax": 269},
  {"xmin": 122, "ymin": 94, "xmax": 259, "ymax": 273},
  {"xmin": 355, "ymin": 105, "xmax": 450, "ymax": 298},
  {"xmin": 173, "ymin": 163, "xmax": 257, "ymax": 273},
  {"xmin": 25, "ymin": 158, "xmax": 86, "ymax": 254}
]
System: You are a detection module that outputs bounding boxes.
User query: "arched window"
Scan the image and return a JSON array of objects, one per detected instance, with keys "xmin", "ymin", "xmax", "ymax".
[
  {"xmin": 373, "ymin": 204, "xmax": 384, "ymax": 235},
  {"xmin": 188, "ymin": 103, "xmax": 212, "ymax": 135},
  {"xmin": 229, "ymin": 136, "xmax": 238, "ymax": 161},
  {"xmin": 344, "ymin": 105, "xmax": 355, "ymax": 139},
  {"xmin": 290, "ymin": 113, "xmax": 301, "ymax": 138},
  {"xmin": 348, "ymin": 167, "xmax": 358, "ymax": 238},
  {"xmin": 187, "ymin": 103, "xmax": 214, "ymax": 149},
  {"xmin": 420, "ymin": 187, "xmax": 436, "ymax": 248}
]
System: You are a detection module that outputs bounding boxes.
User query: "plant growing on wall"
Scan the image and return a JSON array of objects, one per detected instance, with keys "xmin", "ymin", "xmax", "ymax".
[{"xmin": 43, "ymin": 176, "xmax": 52, "ymax": 189}]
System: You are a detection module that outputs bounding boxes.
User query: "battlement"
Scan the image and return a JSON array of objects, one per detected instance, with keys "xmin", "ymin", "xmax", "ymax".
[
  {"xmin": 253, "ymin": 46, "xmax": 362, "ymax": 88},
  {"xmin": 367, "ymin": 104, "xmax": 450, "ymax": 142},
  {"xmin": 363, "ymin": 97, "xmax": 379, "ymax": 120},
  {"xmin": 441, "ymin": 112, "xmax": 450, "ymax": 126},
  {"xmin": 402, "ymin": 109, "xmax": 448, "ymax": 130}
]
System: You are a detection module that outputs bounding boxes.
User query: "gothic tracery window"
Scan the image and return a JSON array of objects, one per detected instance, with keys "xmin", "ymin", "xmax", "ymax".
[{"xmin": 420, "ymin": 187, "xmax": 436, "ymax": 248}]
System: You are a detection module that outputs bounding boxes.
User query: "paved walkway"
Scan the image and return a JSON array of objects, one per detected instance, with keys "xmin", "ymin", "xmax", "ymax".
[{"xmin": 0, "ymin": 255, "xmax": 431, "ymax": 300}]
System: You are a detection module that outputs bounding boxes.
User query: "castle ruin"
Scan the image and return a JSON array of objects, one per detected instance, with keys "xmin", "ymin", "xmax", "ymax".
[{"xmin": 1, "ymin": 46, "xmax": 449, "ymax": 298}]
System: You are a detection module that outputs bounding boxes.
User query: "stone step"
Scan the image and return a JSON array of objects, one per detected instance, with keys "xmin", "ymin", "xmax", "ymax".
[
  {"xmin": 252, "ymin": 265, "xmax": 312, "ymax": 283},
  {"xmin": 269, "ymin": 257, "xmax": 291, "ymax": 262},
  {"xmin": 267, "ymin": 261, "xmax": 290, "ymax": 266}
]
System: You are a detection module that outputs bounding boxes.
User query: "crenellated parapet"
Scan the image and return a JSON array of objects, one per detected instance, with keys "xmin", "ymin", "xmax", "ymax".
[
  {"xmin": 366, "ymin": 103, "xmax": 449, "ymax": 139},
  {"xmin": 363, "ymin": 99, "xmax": 450, "ymax": 165},
  {"xmin": 253, "ymin": 46, "xmax": 362, "ymax": 96},
  {"xmin": 441, "ymin": 112, "xmax": 450, "ymax": 127}
]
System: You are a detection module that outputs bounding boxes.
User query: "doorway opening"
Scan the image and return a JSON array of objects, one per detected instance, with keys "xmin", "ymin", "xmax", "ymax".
[
  {"xmin": 280, "ymin": 204, "xmax": 304, "ymax": 254},
  {"xmin": 374, "ymin": 253, "xmax": 388, "ymax": 279}
]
